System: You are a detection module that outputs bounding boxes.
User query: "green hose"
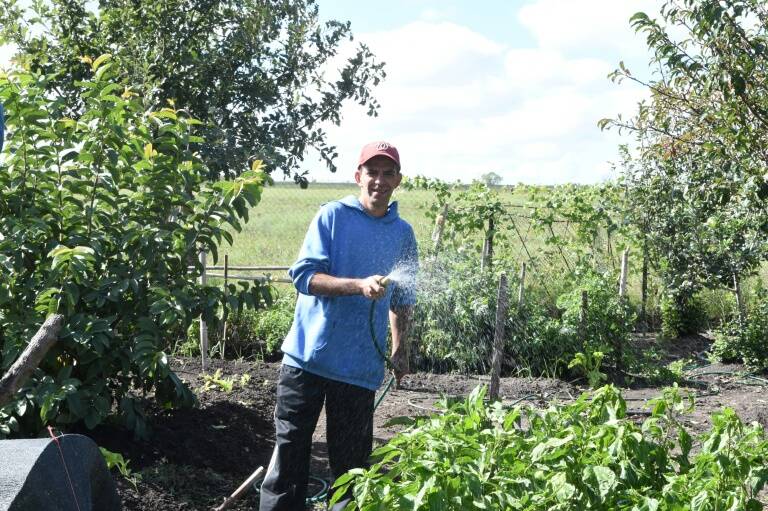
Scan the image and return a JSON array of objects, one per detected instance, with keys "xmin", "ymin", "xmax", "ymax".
[
  {"xmin": 369, "ymin": 299, "xmax": 396, "ymax": 411},
  {"xmin": 369, "ymin": 299, "xmax": 394, "ymax": 369}
]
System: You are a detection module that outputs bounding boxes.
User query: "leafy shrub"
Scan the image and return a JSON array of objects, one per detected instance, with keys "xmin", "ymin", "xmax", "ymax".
[
  {"xmin": 333, "ymin": 385, "xmax": 768, "ymax": 510},
  {"xmin": 253, "ymin": 293, "xmax": 295, "ymax": 357},
  {"xmin": 413, "ymin": 259, "xmax": 632, "ymax": 378},
  {"xmin": 411, "ymin": 252, "xmax": 499, "ymax": 373},
  {"xmin": 0, "ymin": 62, "xmax": 270, "ymax": 438},
  {"xmin": 506, "ymin": 303, "xmax": 574, "ymax": 377},
  {"xmin": 182, "ymin": 291, "xmax": 294, "ymax": 360},
  {"xmin": 557, "ymin": 268, "xmax": 634, "ymax": 370},
  {"xmin": 712, "ymin": 291, "xmax": 768, "ymax": 370},
  {"xmin": 659, "ymin": 292, "xmax": 709, "ymax": 340}
]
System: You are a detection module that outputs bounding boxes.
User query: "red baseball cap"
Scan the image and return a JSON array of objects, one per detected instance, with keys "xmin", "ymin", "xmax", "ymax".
[{"xmin": 358, "ymin": 141, "xmax": 401, "ymax": 171}]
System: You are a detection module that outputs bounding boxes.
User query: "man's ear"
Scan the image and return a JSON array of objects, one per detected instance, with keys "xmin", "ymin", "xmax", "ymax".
[{"xmin": 354, "ymin": 167, "xmax": 362, "ymax": 185}]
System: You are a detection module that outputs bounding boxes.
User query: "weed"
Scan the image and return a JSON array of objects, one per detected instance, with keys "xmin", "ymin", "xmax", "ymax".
[
  {"xmin": 100, "ymin": 447, "xmax": 141, "ymax": 489},
  {"xmin": 200, "ymin": 369, "xmax": 235, "ymax": 393}
]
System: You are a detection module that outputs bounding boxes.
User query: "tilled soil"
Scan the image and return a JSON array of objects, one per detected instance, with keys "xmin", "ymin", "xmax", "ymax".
[{"xmin": 84, "ymin": 335, "xmax": 768, "ymax": 511}]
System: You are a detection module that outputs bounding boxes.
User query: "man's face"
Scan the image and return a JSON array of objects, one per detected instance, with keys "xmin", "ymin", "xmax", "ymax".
[{"xmin": 355, "ymin": 155, "xmax": 402, "ymax": 212}]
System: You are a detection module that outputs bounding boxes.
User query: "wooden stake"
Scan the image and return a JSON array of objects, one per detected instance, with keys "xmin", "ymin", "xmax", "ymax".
[
  {"xmin": 431, "ymin": 203, "xmax": 449, "ymax": 253},
  {"xmin": 518, "ymin": 262, "xmax": 526, "ymax": 308},
  {"xmin": 481, "ymin": 215, "xmax": 495, "ymax": 272},
  {"xmin": 199, "ymin": 250, "xmax": 208, "ymax": 372},
  {"xmin": 489, "ymin": 273, "xmax": 509, "ymax": 402},
  {"xmin": 616, "ymin": 249, "xmax": 629, "ymax": 372},
  {"xmin": 0, "ymin": 315, "xmax": 64, "ymax": 407},
  {"xmin": 221, "ymin": 254, "xmax": 229, "ymax": 360}
]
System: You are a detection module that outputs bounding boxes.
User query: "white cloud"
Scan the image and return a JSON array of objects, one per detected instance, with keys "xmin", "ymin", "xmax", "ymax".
[
  {"xmin": 312, "ymin": 10, "xmax": 651, "ymax": 185},
  {"xmin": 360, "ymin": 21, "xmax": 505, "ymax": 86},
  {"xmin": 518, "ymin": 0, "xmax": 662, "ymax": 59}
]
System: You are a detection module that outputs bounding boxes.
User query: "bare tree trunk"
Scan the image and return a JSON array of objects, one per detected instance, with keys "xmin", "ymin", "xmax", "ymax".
[
  {"xmin": 734, "ymin": 273, "xmax": 745, "ymax": 323},
  {"xmin": 0, "ymin": 315, "xmax": 64, "ymax": 407},
  {"xmin": 641, "ymin": 238, "xmax": 649, "ymax": 335},
  {"xmin": 619, "ymin": 249, "xmax": 629, "ymax": 299}
]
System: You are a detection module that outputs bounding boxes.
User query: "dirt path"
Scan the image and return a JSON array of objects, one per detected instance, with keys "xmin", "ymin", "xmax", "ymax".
[{"xmin": 83, "ymin": 350, "xmax": 768, "ymax": 510}]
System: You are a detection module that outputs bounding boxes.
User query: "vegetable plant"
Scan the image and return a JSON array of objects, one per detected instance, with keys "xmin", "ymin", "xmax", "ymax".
[{"xmin": 333, "ymin": 385, "xmax": 768, "ymax": 510}]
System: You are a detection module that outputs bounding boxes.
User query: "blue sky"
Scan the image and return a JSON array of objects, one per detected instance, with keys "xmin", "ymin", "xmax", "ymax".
[
  {"xmin": 0, "ymin": 0, "xmax": 663, "ymax": 184},
  {"xmin": 310, "ymin": 0, "xmax": 662, "ymax": 184},
  {"xmin": 318, "ymin": 0, "xmax": 536, "ymax": 48}
]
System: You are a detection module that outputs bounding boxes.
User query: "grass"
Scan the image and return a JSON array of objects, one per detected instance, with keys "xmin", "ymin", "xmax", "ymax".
[
  {"xmin": 219, "ymin": 182, "xmax": 447, "ymax": 267},
  {"xmin": 219, "ymin": 181, "xmax": 533, "ymax": 268}
]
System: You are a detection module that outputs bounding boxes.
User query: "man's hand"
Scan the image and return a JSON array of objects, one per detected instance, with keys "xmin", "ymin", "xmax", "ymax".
[
  {"xmin": 360, "ymin": 275, "xmax": 386, "ymax": 300},
  {"xmin": 390, "ymin": 347, "xmax": 409, "ymax": 388}
]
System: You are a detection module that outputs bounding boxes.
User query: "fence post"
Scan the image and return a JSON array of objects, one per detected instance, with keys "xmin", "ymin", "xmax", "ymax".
[
  {"xmin": 489, "ymin": 272, "xmax": 509, "ymax": 402},
  {"xmin": 199, "ymin": 250, "xmax": 209, "ymax": 372},
  {"xmin": 221, "ymin": 254, "xmax": 229, "ymax": 360},
  {"xmin": 518, "ymin": 262, "xmax": 526, "ymax": 308},
  {"xmin": 616, "ymin": 248, "xmax": 629, "ymax": 371},
  {"xmin": 481, "ymin": 215, "xmax": 495, "ymax": 272},
  {"xmin": 431, "ymin": 203, "xmax": 449, "ymax": 254}
]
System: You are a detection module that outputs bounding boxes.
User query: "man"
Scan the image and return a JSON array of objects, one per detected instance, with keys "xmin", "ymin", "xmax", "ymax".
[{"xmin": 259, "ymin": 141, "xmax": 417, "ymax": 511}]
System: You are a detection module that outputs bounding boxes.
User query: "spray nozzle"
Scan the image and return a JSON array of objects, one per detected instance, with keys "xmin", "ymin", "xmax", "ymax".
[{"xmin": 379, "ymin": 275, "xmax": 391, "ymax": 288}]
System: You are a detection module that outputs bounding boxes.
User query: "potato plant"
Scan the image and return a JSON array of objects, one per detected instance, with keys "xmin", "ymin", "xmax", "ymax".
[
  {"xmin": 333, "ymin": 385, "xmax": 768, "ymax": 510},
  {"xmin": 0, "ymin": 58, "xmax": 271, "ymax": 437}
]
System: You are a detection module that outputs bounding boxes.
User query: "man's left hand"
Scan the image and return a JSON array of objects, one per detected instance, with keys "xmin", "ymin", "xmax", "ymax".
[{"xmin": 390, "ymin": 348, "xmax": 409, "ymax": 388}]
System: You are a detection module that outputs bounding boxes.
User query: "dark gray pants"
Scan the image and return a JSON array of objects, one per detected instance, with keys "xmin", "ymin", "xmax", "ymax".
[{"xmin": 259, "ymin": 365, "xmax": 374, "ymax": 511}]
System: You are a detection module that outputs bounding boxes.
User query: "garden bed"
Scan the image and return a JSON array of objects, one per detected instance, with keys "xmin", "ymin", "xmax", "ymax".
[{"xmin": 85, "ymin": 334, "xmax": 768, "ymax": 510}]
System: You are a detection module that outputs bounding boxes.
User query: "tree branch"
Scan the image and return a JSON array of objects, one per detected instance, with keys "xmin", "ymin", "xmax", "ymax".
[{"xmin": 0, "ymin": 314, "xmax": 64, "ymax": 408}]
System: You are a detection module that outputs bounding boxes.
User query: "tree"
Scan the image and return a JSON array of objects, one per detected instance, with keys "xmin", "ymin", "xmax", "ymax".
[
  {"xmin": 480, "ymin": 172, "xmax": 502, "ymax": 186},
  {"xmin": 0, "ymin": 61, "xmax": 270, "ymax": 437},
  {"xmin": 0, "ymin": 0, "xmax": 385, "ymax": 183},
  {"xmin": 604, "ymin": 0, "xmax": 768, "ymax": 302}
]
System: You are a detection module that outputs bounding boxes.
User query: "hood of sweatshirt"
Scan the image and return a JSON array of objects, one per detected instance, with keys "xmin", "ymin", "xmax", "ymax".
[{"xmin": 337, "ymin": 195, "xmax": 401, "ymax": 223}]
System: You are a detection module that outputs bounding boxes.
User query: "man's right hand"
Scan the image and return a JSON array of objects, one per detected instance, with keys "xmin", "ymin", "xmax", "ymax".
[{"xmin": 360, "ymin": 275, "xmax": 386, "ymax": 299}]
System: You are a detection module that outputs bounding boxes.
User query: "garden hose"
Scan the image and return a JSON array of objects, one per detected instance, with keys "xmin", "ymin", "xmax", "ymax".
[
  {"xmin": 369, "ymin": 276, "xmax": 398, "ymax": 411},
  {"xmin": 305, "ymin": 475, "xmax": 329, "ymax": 504},
  {"xmin": 252, "ymin": 474, "xmax": 329, "ymax": 505}
]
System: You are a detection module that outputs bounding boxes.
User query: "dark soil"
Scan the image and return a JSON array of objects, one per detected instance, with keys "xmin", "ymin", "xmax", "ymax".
[{"xmin": 84, "ymin": 333, "xmax": 768, "ymax": 511}]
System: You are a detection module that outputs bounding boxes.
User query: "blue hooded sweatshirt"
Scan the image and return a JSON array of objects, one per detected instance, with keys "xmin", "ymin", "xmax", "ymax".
[{"xmin": 282, "ymin": 195, "xmax": 418, "ymax": 390}]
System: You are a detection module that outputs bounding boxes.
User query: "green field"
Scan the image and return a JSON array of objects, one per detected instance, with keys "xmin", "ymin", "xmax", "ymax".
[
  {"xmin": 219, "ymin": 183, "xmax": 539, "ymax": 266},
  {"xmin": 219, "ymin": 182, "xmax": 604, "ymax": 291},
  {"xmin": 221, "ymin": 182, "xmax": 511, "ymax": 267}
]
